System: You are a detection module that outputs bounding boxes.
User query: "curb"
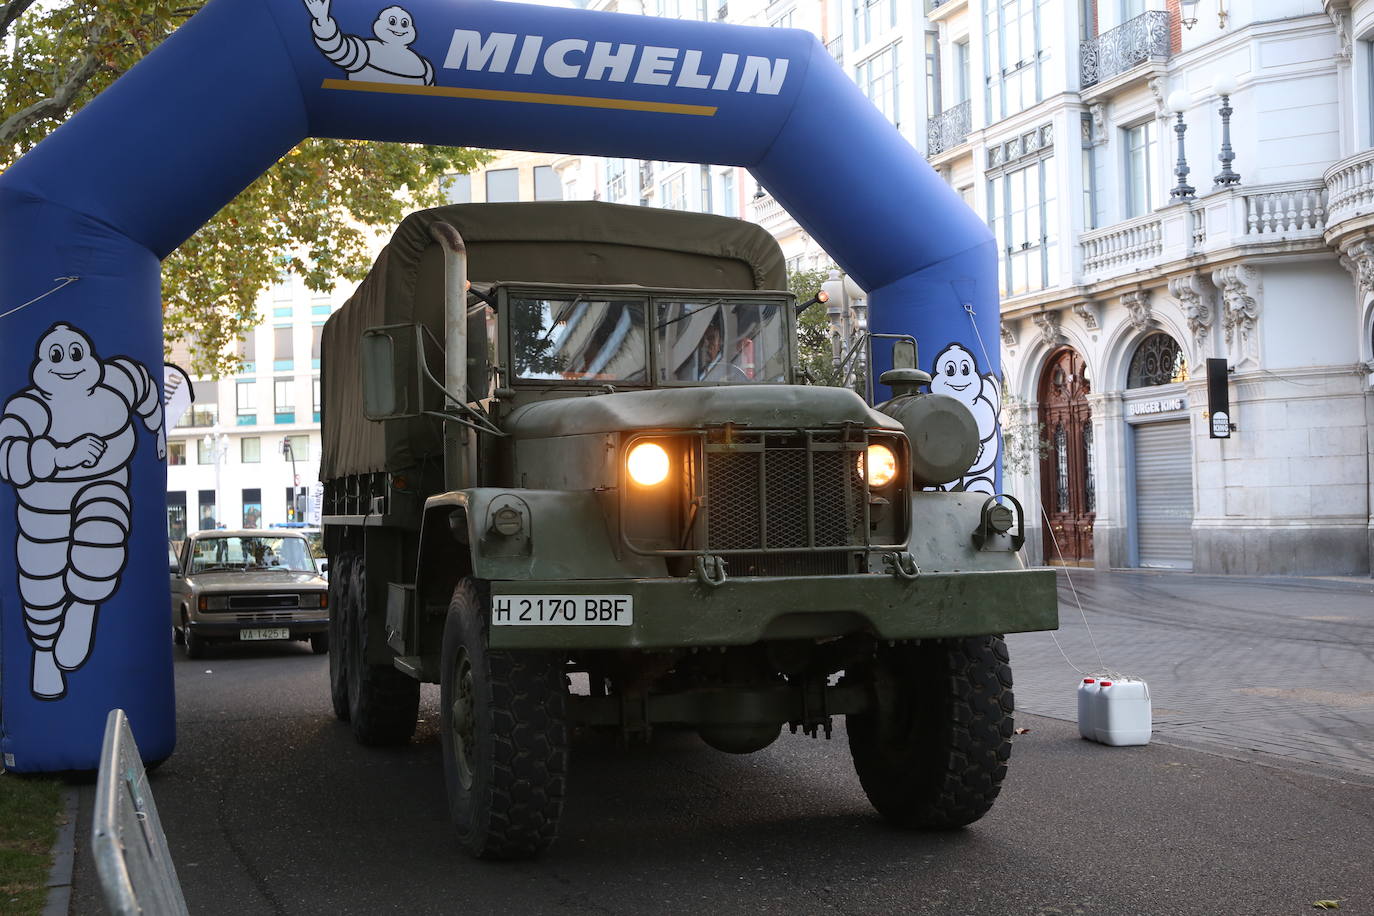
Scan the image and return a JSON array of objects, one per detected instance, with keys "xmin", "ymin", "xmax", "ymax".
[{"xmin": 42, "ymin": 788, "xmax": 79, "ymax": 916}]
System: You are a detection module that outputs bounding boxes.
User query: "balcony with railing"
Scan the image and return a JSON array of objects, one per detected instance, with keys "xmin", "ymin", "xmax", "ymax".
[
  {"xmin": 1080, "ymin": 11, "xmax": 1171, "ymax": 91},
  {"xmin": 750, "ymin": 193, "xmax": 799, "ymax": 237},
  {"xmin": 1323, "ymin": 148, "xmax": 1374, "ymax": 247},
  {"xmin": 927, "ymin": 100, "xmax": 972, "ymax": 158},
  {"xmin": 1077, "ymin": 181, "xmax": 1329, "ymax": 285}
]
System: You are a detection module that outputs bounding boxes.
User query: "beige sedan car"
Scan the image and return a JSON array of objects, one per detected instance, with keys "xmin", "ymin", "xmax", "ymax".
[{"xmin": 170, "ymin": 529, "xmax": 329, "ymax": 658}]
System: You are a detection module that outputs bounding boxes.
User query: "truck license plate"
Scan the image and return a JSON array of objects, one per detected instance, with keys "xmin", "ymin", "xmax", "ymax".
[
  {"xmin": 492, "ymin": 595, "xmax": 633, "ymax": 626},
  {"xmin": 240, "ymin": 627, "xmax": 290, "ymax": 641}
]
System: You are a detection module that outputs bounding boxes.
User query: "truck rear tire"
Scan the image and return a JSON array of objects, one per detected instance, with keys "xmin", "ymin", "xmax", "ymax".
[
  {"xmin": 345, "ymin": 557, "xmax": 420, "ymax": 745},
  {"xmin": 847, "ymin": 635, "xmax": 1014, "ymax": 829},
  {"xmin": 327, "ymin": 553, "xmax": 354, "ymax": 721},
  {"xmin": 440, "ymin": 578, "xmax": 567, "ymax": 860}
]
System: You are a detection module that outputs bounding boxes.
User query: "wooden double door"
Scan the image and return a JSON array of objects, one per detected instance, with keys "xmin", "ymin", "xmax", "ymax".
[{"xmin": 1038, "ymin": 347, "xmax": 1096, "ymax": 565}]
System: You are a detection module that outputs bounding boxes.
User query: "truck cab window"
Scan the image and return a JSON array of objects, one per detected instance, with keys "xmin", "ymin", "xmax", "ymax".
[
  {"xmin": 654, "ymin": 300, "xmax": 789, "ymax": 384},
  {"xmin": 512, "ymin": 297, "xmax": 648, "ymax": 383}
]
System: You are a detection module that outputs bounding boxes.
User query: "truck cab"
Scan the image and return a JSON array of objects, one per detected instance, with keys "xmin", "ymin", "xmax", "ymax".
[{"xmin": 320, "ymin": 201, "xmax": 1058, "ymax": 860}]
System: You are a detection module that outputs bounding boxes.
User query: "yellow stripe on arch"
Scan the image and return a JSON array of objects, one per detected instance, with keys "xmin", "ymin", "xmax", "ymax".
[{"xmin": 322, "ymin": 79, "xmax": 719, "ymax": 117}]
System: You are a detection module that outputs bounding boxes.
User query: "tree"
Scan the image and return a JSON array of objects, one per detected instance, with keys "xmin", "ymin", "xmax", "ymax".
[
  {"xmin": 1, "ymin": 1, "xmax": 491, "ymax": 377},
  {"xmin": 788, "ymin": 267, "xmax": 843, "ymax": 387}
]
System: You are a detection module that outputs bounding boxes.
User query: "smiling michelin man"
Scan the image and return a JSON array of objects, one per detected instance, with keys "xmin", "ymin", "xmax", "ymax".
[
  {"xmin": 303, "ymin": 0, "xmax": 435, "ymax": 85},
  {"xmin": 0, "ymin": 324, "xmax": 165, "ymax": 700},
  {"xmin": 929, "ymin": 342, "xmax": 1000, "ymax": 494}
]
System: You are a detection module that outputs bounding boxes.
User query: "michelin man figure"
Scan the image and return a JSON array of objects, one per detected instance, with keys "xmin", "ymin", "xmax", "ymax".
[
  {"xmin": 929, "ymin": 342, "xmax": 1000, "ymax": 494},
  {"xmin": 303, "ymin": 0, "xmax": 435, "ymax": 85},
  {"xmin": 0, "ymin": 323, "xmax": 165, "ymax": 700}
]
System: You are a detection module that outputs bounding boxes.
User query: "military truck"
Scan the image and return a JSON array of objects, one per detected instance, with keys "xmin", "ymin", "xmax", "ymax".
[{"xmin": 319, "ymin": 201, "xmax": 1058, "ymax": 860}]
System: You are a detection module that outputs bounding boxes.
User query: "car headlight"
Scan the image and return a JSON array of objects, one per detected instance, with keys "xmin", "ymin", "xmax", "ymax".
[
  {"xmin": 299, "ymin": 592, "xmax": 325, "ymax": 609},
  {"xmin": 200, "ymin": 595, "xmax": 230, "ymax": 611},
  {"xmin": 858, "ymin": 443, "xmax": 898, "ymax": 488},
  {"xmin": 627, "ymin": 442, "xmax": 670, "ymax": 486}
]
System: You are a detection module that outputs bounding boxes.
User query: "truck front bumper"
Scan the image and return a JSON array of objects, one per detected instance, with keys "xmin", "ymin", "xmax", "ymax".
[{"xmin": 488, "ymin": 567, "xmax": 1058, "ymax": 650}]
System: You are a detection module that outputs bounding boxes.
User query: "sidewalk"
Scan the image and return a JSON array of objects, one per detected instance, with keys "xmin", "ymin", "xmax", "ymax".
[{"xmin": 1007, "ymin": 568, "xmax": 1374, "ymax": 780}]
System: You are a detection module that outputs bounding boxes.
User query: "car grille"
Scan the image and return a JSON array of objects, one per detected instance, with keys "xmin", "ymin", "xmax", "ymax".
[
  {"xmin": 704, "ymin": 431, "xmax": 867, "ymax": 553},
  {"xmin": 198, "ymin": 593, "xmax": 302, "ymax": 614}
]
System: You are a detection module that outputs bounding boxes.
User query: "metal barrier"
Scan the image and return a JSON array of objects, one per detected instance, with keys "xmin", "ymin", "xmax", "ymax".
[{"xmin": 92, "ymin": 709, "xmax": 189, "ymax": 916}]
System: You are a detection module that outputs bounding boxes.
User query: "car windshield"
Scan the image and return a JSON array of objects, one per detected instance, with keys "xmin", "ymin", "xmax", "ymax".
[
  {"xmin": 189, "ymin": 536, "xmax": 316, "ymax": 573},
  {"xmin": 654, "ymin": 299, "xmax": 789, "ymax": 384},
  {"xmin": 512, "ymin": 296, "xmax": 648, "ymax": 383}
]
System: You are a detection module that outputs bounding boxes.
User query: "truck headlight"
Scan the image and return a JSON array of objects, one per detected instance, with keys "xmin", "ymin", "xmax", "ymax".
[
  {"xmin": 858, "ymin": 443, "xmax": 898, "ymax": 488},
  {"xmin": 627, "ymin": 442, "xmax": 670, "ymax": 486}
]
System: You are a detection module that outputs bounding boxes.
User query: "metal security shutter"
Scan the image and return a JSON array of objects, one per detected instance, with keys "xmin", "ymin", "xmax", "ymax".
[{"xmin": 1133, "ymin": 421, "xmax": 1194, "ymax": 569}]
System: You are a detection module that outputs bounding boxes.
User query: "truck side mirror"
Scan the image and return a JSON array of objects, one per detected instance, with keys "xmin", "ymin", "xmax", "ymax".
[
  {"xmin": 360, "ymin": 324, "xmax": 424, "ymax": 420},
  {"xmin": 891, "ymin": 339, "xmax": 918, "ymax": 370}
]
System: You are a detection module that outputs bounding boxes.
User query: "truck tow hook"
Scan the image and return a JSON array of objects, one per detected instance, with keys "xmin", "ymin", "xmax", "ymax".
[
  {"xmin": 694, "ymin": 555, "xmax": 728, "ymax": 587},
  {"xmin": 882, "ymin": 552, "xmax": 921, "ymax": 580}
]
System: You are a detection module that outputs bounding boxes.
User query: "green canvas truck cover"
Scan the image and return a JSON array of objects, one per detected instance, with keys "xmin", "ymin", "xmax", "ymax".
[{"xmin": 321, "ymin": 200, "xmax": 788, "ymax": 480}]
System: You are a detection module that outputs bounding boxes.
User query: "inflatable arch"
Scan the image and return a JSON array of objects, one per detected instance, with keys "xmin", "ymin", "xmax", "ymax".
[{"xmin": 0, "ymin": 0, "xmax": 999, "ymax": 771}]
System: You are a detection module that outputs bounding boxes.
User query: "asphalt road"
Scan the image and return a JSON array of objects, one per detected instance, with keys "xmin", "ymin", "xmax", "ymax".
[{"xmin": 68, "ymin": 572, "xmax": 1374, "ymax": 915}]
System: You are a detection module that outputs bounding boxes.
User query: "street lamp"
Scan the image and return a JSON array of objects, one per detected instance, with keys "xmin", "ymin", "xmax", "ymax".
[
  {"xmin": 1166, "ymin": 90, "xmax": 1195, "ymax": 201},
  {"xmin": 201, "ymin": 432, "xmax": 228, "ymax": 529},
  {"xmin": 1212, "ymin": 74, "xmax": 1241, "ymax": 187}
]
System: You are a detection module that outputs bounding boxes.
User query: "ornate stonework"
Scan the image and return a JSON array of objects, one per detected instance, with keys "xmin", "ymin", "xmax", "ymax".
[
  {"xmin": 1211, "ymin": 263, "xmax": 1262, "ymax": 365},
  {"xmin": 1168, "ymin": 273, "xmax": 1211, "ymax": 355},
  {"xmin": 1327, "ymin": 5, "xmax": 1352, "ymax": 61},
  {"xmin": 1033, "ymin": 310, "xmax": 1064, "ymax": 347},
  {"xmin": 1121, "ymin": 289, "xmax": 1154, "ymax": 332},
  {"xmin": 1088, "ymin": 103, "xmax": 1107, "ymax": 145},
  {"xmin": 1071, "ymin": 300, "xmax": 1100, "ymax": 330},
  {"xmin": 1338, "ymin": 237, "xmax": 1374, "ymax": 296},
  {"xmin": 1147, "ymin": 77, "xmax": 1168, "ymax": 120},
  {"xmin": 1001, "ymin": 320, "xmax": 1017, "ymax": 347}
]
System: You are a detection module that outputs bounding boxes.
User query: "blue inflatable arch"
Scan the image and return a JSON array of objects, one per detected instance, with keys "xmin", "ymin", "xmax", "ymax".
[{"xmin": 0, "ymin": 0, "xmax": 998, "ymax": 771}]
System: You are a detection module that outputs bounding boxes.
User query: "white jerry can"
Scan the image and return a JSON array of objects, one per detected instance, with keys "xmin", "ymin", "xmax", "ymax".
[
  {"xmin": 1076, "ymin": 677, "xmax": 1100, "ymax": 739},
  {"xmin": 1094, "ymin": 677, "xmax": 1152, "ymax": 746}
]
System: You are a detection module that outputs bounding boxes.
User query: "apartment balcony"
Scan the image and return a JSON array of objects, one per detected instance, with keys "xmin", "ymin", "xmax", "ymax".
[
  {"xmin": 927, "ymin": 100, "xmax": 972, "ymax": 159},
  {"xmin": 1077, "ymin": 181, "xmax": 1329, "ymax": 286},
  {"xmin": 1080, "ymin": 11, "xmax": 1171, "ymax": 96},
  {"xmin": 1323, "ymin": 148, "xmax": 1374, "ymax": 250},
  {"xmin": 750, "ymin": 193, "xmax": 799, "ymax": 237}
]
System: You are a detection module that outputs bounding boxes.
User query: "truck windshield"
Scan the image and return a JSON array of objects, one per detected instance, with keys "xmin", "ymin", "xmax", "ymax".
[
  {"xmin": 654, "ymin": 300, "xmax": 788, "ymax": 384},
  {"xmin": 512, "ymin": 296, "xmax": 648, "ymax": 383}
]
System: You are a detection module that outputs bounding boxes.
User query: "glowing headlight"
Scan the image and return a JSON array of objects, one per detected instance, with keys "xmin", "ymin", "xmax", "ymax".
[
  {"xmin": 627, "ymin": 442, "xmax": 670, "ymax": 486},
  {"xmin": 858, "ymin": 443, "xmax": 898, "ymax": 488}
]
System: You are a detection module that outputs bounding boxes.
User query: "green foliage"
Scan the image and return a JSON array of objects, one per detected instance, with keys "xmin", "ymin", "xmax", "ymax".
[
  {"xmin": 788, "ymin": 267, "xmax": 844, "ymax": 387},
  {"xmin": 0, "ymin": 772, "xmax": 63, "ymax": 916},
  {"xmin": 1, "ymin": 1, "xmax": 492, "ymax": 378}
]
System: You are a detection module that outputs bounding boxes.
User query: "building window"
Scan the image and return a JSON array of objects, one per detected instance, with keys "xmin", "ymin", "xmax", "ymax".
[
  {"xmin": 660, "ymin": 172, "xmax": 687, "ymax": 211},
  {"xmin": 168, "ymin": 441, "xmax": 186, "ymax": 466},
  {"xmin": 606, "ymin": 159, "xmax": 626, "ymax": 202},
  {"xmin": 955, "ymin": 40, "xmax": 971, "ymax": 104},
  {"xmin": 313, "ymin": 377, "xmax": 322, "ymax": 423},
  {"xmin": 242, "ymin": 488, "xmax": 263, "ymax": 529},
  {"xmin": 925, "ymin": 30, "xmax": 942, "ymax": 118},
  {"xmin": 441, "ymin": 173, "xmax": 471, "ymax": 204},
  {"xmin": 274, "ymin": 378, "xmax": 295, "ymax": 424},
  {"xmin": 167, "ymin": 491, "xmax": 187, "ymax": 542},
  {"xmin": 1126, "ymin": 332, "xmax": 1187, "ymax": 387},
  {"xmin": 700, "ymin": 164, "xmax": 713, "ymax": 212},
  {"xmin": 284, "ymin": 434, "xmax": 310, "ymax": 461},
  {"xmin": 274, "ymin": 326, "xmax": 293, "ymax": 371},
  {"xmin": 311, "ymin": 323, "xmax": 324, "ymax": 369},
  {"xmin": 771, "ymin": 6, "xmax": 796, "ymax": 28},
  {"xmin": 720, "ymin": 170, "xmax": 736, "ymax": 217},
  {"xmin": 856, "ymin": 43, "xmax": 901, "ymax": 128},
  {"xmin": 984, "ymin": 0, "xmax": 1044, "ymax": 122},
  {"xmin": 236, "ymin": 381, "xmax": 256, "ymax": 426},
  {"xmin": 177, "ymin": 383, "xmax": 217, "ymax": 428},
  {"xmin": 486, "ymin": 168, "xmax": 518, "ymax": 202},
  {"xmin": 237, "ymin": 333, "xmax": 256, "ymax": 373},
  {"xmin": 987, "ymin": 155, "xmax": 1059, "ymax": 297},
  {"xmin": 242, "ymin": 437, "xmax": 261, "ymax": 463},
  {"xmin": 854, "ymin": 0, "xmax": 895, "ymax": 49},
  {"xmin": 198, "ymin": 489, "xmax": 217, "ymax": 531},
  {"xmin": 197, "ymin": 439, "xmax": 214, "ymax": 464},
  {"xmin": 534, "ymin": 165, "xmax": 562, "ymax": 201},
  {"xmin": 1123, "ymin": 121, "xmax": 1157, "ymax": 219}
]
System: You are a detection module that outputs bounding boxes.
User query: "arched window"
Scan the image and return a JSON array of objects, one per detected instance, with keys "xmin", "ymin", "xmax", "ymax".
[{"xmin": 1126, "ymin": 332, "xmax": 1187, "ymax": 388}]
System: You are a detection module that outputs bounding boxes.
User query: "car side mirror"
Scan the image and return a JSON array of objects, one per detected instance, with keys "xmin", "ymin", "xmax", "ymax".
[
  {"xmin": 360, "ymin": 323, "xmax": 427, "ymax": 421},
  {"xmin": 319, "ymin": 559, "xmax": 329, "ymax": 576}
]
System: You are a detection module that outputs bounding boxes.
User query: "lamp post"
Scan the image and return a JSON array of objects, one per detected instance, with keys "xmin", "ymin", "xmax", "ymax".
[
  {"xmin": 1167, "ymin": 90, "xmax": 1195, "ymax": 201},
  {"xmin": 1212, "ymin": 74, "xmax": 1241, "ymax": 187},
  {"xmin": 201, "ymin": 432, "xmax": 228, "ymax": 529}
]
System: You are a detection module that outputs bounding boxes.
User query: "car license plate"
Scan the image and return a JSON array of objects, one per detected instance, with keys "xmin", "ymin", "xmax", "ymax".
[
  {"xmin": 240, "ymin": 627, "xmax": 290, "ymax": 641},
  {"xmin": 492, "ymin": 595, "xmax": 633, "ymax": 626}
]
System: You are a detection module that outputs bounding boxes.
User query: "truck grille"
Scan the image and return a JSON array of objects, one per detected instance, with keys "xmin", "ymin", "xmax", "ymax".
[{"xmin": 704, "ymin": 431, "xmax": 866, "ymax": 552}]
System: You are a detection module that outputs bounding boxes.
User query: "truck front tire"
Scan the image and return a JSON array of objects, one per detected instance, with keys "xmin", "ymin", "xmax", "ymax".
[
  {"xmin": 847, "ymin": 635, "xmax": 1014, "ymax": 829},
  {"xmin": 345, "ymin": 556, "xmax": 420, "ymax": 745},
  {"xmin": 440, "ymin": 578, "xmax": 568, "ymax": 860}
]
